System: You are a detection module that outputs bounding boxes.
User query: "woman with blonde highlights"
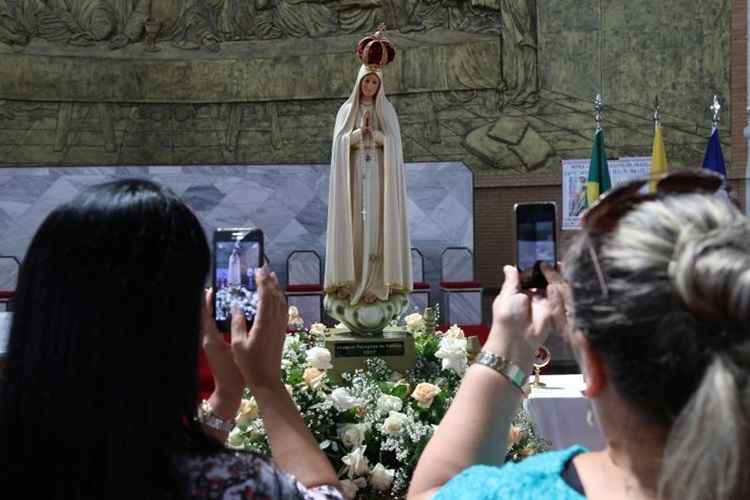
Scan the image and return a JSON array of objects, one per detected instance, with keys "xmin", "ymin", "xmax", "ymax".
[{"xmin": 409, "ymin": 173, "xmax": 750, "ymax": 500}]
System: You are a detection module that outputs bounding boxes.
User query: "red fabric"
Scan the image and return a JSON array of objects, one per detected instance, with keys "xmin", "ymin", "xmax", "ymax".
[
  {"xmin": 0, "ymin": 290, "xmax": 14, "ymax": 300},
  {"xmin": 285, "ymin": 284, "xmax": 323, "ymax": 293},
  {"xmin": 440, "ymin": 281, "xmax": 482, "ymax": 289},
  {"xmin": 413, "ymin": 282, "xmax": 430, "ymax": 290}
]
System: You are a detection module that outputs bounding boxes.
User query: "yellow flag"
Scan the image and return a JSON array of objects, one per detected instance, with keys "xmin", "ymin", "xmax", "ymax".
[{"xmin": 650, "ymin": 125, "xmax": 668, "ymax": 192}]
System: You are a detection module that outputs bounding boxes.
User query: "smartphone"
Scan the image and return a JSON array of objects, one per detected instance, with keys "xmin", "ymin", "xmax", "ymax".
[
  {"xmin": 514, "ymin": 202, "xmax": 557, "ymax": 289},
  {"xmin": 213, "ymin": 228, "xmax": 264, "ymax": 332}
]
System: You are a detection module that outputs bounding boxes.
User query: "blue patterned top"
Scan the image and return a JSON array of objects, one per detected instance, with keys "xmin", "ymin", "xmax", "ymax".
[{"xmin": 435, "ymin": 446, "xmax": 587, "ymax": 500}]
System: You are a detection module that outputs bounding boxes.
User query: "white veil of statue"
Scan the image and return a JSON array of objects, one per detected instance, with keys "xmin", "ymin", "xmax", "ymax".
[{"xmin": 324, "ymin": 63, "xmax": 413, "ymax": 306}]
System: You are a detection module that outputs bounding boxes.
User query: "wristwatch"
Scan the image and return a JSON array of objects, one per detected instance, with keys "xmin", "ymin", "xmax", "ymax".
[
  {"xmin": 474, "ymin": 351, "xmax": 527, "ymax": 390},
  {"xmin": 197, "ymin": 400, "xmax": 235, "ymax": 433}
]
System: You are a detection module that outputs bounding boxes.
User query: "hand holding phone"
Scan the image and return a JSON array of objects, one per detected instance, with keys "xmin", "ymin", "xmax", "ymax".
[
  {"xmin": 514, "ymin": 202, "xmax": 557, "ymax": 289},
  {"xmin": 213, "ymin": 228, "xmax": 264, "ymax": 332}
]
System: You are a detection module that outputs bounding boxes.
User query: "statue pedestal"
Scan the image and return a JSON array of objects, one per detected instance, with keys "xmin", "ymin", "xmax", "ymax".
[{"xmin": 324, "ymin": 326, "xmax": 416, "ymax": 382}]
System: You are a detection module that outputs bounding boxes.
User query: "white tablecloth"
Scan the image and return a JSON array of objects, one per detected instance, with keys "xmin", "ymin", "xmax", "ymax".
[
  {"xmin": 523, "ymin": 374, "xmax": 605, "ymax": 451},
  {"xmin": 0, "ymin": 312, "xmax": 11, "ymax": 356}
]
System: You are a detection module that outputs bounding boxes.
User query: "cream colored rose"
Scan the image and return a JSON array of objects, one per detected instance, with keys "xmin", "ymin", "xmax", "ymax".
[
  {"xmin": 337, "ymin": 423, "xmax": 370, "ymax": 448},
  {"xmin": 302, "ymin": 367, "xmax": 326, "ymax": 390},
  {"xmin": 226, "ymin": 427, "xmax": 244, "ymax": 448},
  {"xmin": 235, "ymin": 397, "xmax": 259, "ymax": 426},
  {"xmin": 508, "ymin": 425, "xmax": 523, "ymax": 446},
  {"xmin": 288, "ymin": 305, "xmax": 304, "ymax": 329},
  {"xmin": 404, "ymin": 312, "xmax": 425, "ymax": 332},
  {"xmin": 342, "ymin": 446, "xmax": 370, "ymax": 478},
  {"xmin": 411, "ymin": 382, "xmax": 441, "ymax": 409},
  {"xmin": 340, "ymin": 478, "xmax": 367, "ymax": 499},
  {"xmin": 443, "ymin": 324, "xmax": 465, "ymax": 340},
  {"xmin": 339, "ymin": 479, "xmax": 358, "ymax": 499},
  {"xmin": 305, "ymin": 346, "xmax": 333, "ymax": 370},
  {"xmin": 309, "ymin": 322, "xmax": 327, "ymax": 336},
  {"xmin": 285, "ymin": 384, "xmax": 294, "ymax": 396},
  {"xmin": 369, "ymin": 463, "xmax": 395, "ymax": 492},
  {"xmin": 382, "ymin": 410, "xmax": 409, "ymax": 436}
]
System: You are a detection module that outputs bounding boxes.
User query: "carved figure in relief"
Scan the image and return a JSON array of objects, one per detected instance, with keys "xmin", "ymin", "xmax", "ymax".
[
  {"xmin": 500, "ymin": 0, "xmax": 537, "ymax": 104},
  {"xmin": 35, "ymin": 0, "xmax": 119, "ymax": 45},
  {"xmin": 149, "ymin": 0, "xmax": 220, "ymax": 50},
  {"xmin": 0, "ymin": 0, "xmax": 45, "ymax": 46},
  {"xmin": 272, "ymin": 0, "xmax": 336, "ymax": 38}
]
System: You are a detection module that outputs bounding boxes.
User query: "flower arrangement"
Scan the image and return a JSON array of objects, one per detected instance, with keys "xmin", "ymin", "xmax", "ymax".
[{"xmin": 227, "ymin": 309, "xmax": 548, "ymax": 499}]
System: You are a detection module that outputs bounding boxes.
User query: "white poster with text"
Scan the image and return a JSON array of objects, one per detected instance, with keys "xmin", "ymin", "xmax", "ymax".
[{"xmin": 562, "ymin": 157, "xmax": 651, "ymax": 230}]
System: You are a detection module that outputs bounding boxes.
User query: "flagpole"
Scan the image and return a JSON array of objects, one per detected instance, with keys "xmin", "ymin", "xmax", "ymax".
[
  {"xmin": 594, "ymin": 94, "xmax": 603, "ymax": 132},
  {"xmin": 710, "ymin": 95, "xmax": 721, "ymax": 131}
]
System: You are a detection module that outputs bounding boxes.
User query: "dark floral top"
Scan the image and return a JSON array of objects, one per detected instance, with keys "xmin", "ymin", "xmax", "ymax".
[{"xmin": 174, "ymin": 450, "xmax": 343, "ymax": 500}]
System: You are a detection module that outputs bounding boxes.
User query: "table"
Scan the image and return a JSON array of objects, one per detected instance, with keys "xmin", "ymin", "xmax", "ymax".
[{"xmin": 524, "ymin": 374, "xmax": 605, "ymax": 452}]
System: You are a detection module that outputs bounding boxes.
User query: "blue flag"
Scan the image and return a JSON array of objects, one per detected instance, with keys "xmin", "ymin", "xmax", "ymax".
[{"xmin": 702, "ymin": 128, "xmax": 726, "ymax": 177}]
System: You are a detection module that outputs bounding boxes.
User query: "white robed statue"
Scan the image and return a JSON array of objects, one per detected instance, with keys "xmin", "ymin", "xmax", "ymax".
[
  {"xmin": 324, "ymin": 26, "xmax": 412, "ymax": 334},
  {"xmin": 227, "ymin": 245, "xmax": 242, "ymax": 287}
]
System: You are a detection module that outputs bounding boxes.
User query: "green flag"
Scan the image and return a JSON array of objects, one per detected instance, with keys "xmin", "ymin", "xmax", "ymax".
[{"xmin": 586, "ymin": 129, "xmax": 612, "ymax": 206}]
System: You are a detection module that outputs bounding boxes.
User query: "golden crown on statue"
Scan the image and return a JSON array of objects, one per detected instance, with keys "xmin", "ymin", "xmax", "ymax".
[{"xmin": 356, "ymin": 24, "xmax": 396, "ymax": 71}]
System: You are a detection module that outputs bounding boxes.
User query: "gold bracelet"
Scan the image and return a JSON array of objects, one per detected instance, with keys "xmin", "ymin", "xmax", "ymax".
[
  {"xmin": 197, "ymin": 400, "xmax": 235, "ymax": 433},
  {"xmin": 474, "ymin": 351, "xmax": 528, "ymax": 390}
]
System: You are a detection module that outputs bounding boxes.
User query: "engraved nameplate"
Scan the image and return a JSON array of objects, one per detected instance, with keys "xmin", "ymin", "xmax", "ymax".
[{"xmin": 334, "ymin": 341, "xmax": 405, "ymax": 358}]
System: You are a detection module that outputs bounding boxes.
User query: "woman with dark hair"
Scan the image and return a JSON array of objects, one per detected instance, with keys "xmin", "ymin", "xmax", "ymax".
[
  {"xmin": 408, "ymin": 172, "xmax": 750, "ymax": 500},
  {"xmin": 0, "ymin": 179, "xmax": 342, "ymax": 499}
]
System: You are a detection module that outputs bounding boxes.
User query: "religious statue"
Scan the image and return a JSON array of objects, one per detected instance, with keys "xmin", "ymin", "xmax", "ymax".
[
  {"xmin": 227, "ymin": 243, "xmax": 242, "ymax": 287},
  {"xmin": 324, "ymin": 25, "xmax": 412, "ymax": 335}
]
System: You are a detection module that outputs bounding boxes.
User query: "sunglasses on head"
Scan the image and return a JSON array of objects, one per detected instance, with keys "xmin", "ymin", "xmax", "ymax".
[{"xmin": 580, "ymin": 170, "xmax": 725, "ymax": 298}]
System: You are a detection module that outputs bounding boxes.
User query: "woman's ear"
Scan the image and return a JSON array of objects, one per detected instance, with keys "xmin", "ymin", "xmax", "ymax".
[{"xmin": 570, "ymin": 329, "xmax": 607, "ymax": 398}]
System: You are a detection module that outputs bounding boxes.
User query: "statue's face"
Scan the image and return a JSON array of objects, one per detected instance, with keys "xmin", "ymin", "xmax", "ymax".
[{"xmin": 359, "ymin": 74, "xmax": 380, "ymax": 100}]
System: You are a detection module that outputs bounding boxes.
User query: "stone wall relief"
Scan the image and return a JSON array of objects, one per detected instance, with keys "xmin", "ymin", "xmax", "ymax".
[{"xmin": 0, "ymin": 0, "xmax": 523, "ymax": 48}]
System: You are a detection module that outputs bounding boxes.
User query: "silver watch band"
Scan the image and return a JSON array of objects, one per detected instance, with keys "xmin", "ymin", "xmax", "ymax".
[
  {"xmin": 474, "ymin": 350, "xmax": 527, "ymax": 390},
  {"xmin": 198, "ymin": 401, "xmax": 235, "ymax": 433}
]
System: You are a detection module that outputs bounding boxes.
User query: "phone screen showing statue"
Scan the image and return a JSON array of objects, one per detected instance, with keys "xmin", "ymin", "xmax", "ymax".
[
  {"xmin": 214, "ymin": 237, "xmax": 260, "ymax": 325},
  {"xmin": 516, "ymin": 204, "xmax": 556, "ymax": 288}
]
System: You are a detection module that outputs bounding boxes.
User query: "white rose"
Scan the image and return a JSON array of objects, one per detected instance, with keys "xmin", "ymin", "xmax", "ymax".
[
  {"xmin": 382, "ymin": 410, "xmax": 409, "ymax": 436},
  {"xmin": 302, "ymin": 367, "xmax": 326, "ymax": 390},
  {"xmin": 330, "ymin": 387, "xmax": 359, "ymax": 412},
  {"xmin": 226, "ymin": 427, "xmax": 244, "ymax": 448},
  {"xmin": 235, "ymin": 398, "xmax": 259, "ymax": 426},
  {"xmin": 443, "ymin": 324, "xmax": 465, "ymax": 340},
  {"xmin": 411, "ymin": 382, "xmax": 441, "ymax": 409},
  {"xmin": 338, "ymin": 423, "xmax": 370, "ymax": 448},
  {"xmin": 404, "ymin": 312, "xmax": 425, "ymax": 332},
  {"xmin": 342, "ymin": 446, "xmax": 370, "ymax": 478},
  {"xmin": 305, "ymin": 346, "xmax": 333, "ymax": 370},
  {"xmin": 310, "ymin": 322, "xmax": 328, "ymax": 336},
  {"xmin": 369, "ymin": 463, "xmax": 395, "ymax": 492},
  {"xmin": 435, "ymin": 336, "xmax": 468, "ymax": 376},
  {"xmin": 376, "ymin": 394, "xmax": 403, "ymax": 415}
]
